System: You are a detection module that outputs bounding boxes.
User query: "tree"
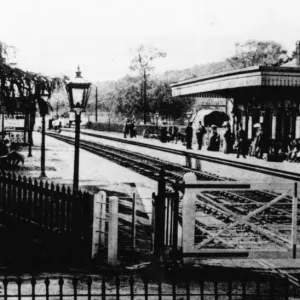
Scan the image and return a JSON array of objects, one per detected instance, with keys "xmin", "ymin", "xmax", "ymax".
[
  {"xmin": 110, "ymin": 76, "xmax": 142, "ymax": 119},
  {"xmin": 130, "ymin": 45, "xmax": 166, "ymax": 124},
  {"xmin": 227, "ymin": 40, "xmax": 288, "ymax": 69},
  {"xmin": 0, "ymin": 40, "xmax": 64, "ymax": 145}
]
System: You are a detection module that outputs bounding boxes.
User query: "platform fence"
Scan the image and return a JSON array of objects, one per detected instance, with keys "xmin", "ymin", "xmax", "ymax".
[{"xmin": 0, "ymin": 170, "xmax": 94, "ymax": 260}]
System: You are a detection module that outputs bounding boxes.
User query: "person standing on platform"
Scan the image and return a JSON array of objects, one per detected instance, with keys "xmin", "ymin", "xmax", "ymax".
[
  {"xmin": 129, "ymin": 119, "xmax": 136, "ymax": 138},
  {"xmin": 185, "ymin": 122, "xmax": 193, "ymax": 149},
  {"xmin": 255, "ymin": 126, "xmax": 267, "ymax": 159},
  {"xmin": 160, "ymin": 122, "xmax": 168, "ymax": 143},
  {"xmin": 286, "ymin": 134, "xmax": 294, "ymax": 153},
  {"xmin": 236, "ymin": 123, "xmax": 247, "ymax": 158},
  {"xmin": 196, "ymin": 121, "xmax": 206, "ymax": 150},
  {"xmin": 207, "ymin": 125, "xmax": 220, "ymax": 151},
  {"xmin": 0, "ymin": 139, "xmax": 9, "ymax": 156},
  {"xmin": 123, "ymin": 119, "xmax": 130, "ymax": 138},
  {"xmin": 168, "ymin": 122, "xmax": 178, "ymax": 142},
  {"xmin": 223, "ymin": 123, "xmax": 232, "ymax": 154}
]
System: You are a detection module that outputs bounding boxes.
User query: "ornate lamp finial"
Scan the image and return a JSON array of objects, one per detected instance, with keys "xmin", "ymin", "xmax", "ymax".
[{"xmin": 76, "ymin": 65, "xmax": 82, "ymax": 78}]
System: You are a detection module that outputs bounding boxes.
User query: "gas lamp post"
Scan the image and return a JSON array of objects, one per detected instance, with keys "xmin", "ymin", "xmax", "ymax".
[{"xmin": 66, "ymin": 66, "xmax": 91, "ymax": 192}]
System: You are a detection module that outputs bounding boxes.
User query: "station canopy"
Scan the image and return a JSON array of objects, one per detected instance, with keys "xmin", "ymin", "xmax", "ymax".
[{"xmin": 170, "ymin": 64, "xmax": 300, "ymax": 99}]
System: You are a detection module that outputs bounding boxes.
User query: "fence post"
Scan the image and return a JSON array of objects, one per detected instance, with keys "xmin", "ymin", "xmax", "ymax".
[
  {"xmin": 91, "ymin": 192, "xmax": 101, "ymax": 259},
  {"xmin": 172, "ymin": 181, "xmax": 180, "ymax": 263},
  {"xmin": 151, "ymin": 192, "xmax": 156, "ymax": 253},
  {"xmin": 182, "ymin": 172, "xmax": 197, "ymax": 256},
  {"xmin": 154, "ymin": 168, "xmax": 166, "ymax": 261},
  {"xmin": 99, "ymin": 191, "xmax": 107, "ymax": 247},
  {"xmin": 108, "ymin": 196, "xmax": 118, "ymax": 266},
  {"xmin": 195, "ymin": 159, "xmax": 201, "ymax": 171},
  {"xmin": 292, "ymin": 182, "xmax": 298, "ymax": 259},
  {"xmin": 132, "ymin": 192, "xmax": 136, "ymax": 251},
  {"xmin": 185, "ymin": 155, "xmax": 192, "ymax": 168}
]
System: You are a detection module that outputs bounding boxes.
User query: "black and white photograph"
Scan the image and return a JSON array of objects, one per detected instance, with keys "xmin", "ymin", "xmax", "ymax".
[{"xmin": 1, "ymin": 0, "xmax": 300, "ymax": 298}]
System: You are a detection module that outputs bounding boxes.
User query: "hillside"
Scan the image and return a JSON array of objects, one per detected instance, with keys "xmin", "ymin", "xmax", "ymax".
[
  {"xmin": 49, "ymin": 59, "xmax": 234, "ymax": 118},
  {"xmin": 86, "ymin": 60, "xmax": 233, "ymax": 108}
]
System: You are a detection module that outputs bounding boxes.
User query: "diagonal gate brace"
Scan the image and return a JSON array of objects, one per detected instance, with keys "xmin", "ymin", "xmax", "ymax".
[{"xmin": 196, "ymin": 191, "xmax": 290, "ymax": 249}]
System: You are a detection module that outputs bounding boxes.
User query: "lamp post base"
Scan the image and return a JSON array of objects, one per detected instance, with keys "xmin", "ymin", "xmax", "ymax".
[
  {"xmin": 73, "ymin": 113, "xmax": 81, "ymax": 193},
  {"xmin": 39, "ymin": 172, "xmax": 47, "ymax": 179},
  {"xmin": 40, "ymin": 116, "xmax": 47, "ymax": 178}
]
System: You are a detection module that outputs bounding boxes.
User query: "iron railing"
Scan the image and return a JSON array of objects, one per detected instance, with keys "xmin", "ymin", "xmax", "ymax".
[
  {"xmin": 0, "ymin": 274, "xmax": 298, "ymax": 299},
  {"xmin": 0, "ymin": 171, "xmax": 94, "ymax": 259}
]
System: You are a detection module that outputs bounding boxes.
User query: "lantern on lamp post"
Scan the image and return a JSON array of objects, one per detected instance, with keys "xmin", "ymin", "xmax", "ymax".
[{"xmin": 66, "ymin": 66, "xmax": 91, "ymax": 192}]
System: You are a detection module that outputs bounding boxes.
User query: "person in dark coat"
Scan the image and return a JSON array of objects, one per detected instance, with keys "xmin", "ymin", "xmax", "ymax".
[
  {"xmin": 123, "ymin": 119, "xmax": 130, "ymax": 138},
  {"xmin": 0, "ymin": 139, "xmax": 9, "ymax": 156},
  {"xmin": 207, "ymin": 126, "xmax": 220, "ymax": 151},
  {"xmin": 160, "ymin": 122, "xmax": 168, "ymax": 143},
  {"xmin": 223, "ymin": 124, "xmax": 232, "ymax": 154},
  {"xmin": 168, "ymin": 122, "xmax": 178, "ymax": 142},
  {"xmin": 196, "ymin": 121, "xmax": 206, "ymax": 150},
  {"xmin": 287, "ymin": 134, "xmax": 294, "ymax": 153},
  {"xmin": 185, "ymin": 122, "xmax": 193, "ymax": 149},
  {"xmin": 129, "ymin": 120, "xmax": 136, "ymax": 138},
  {"xmin": 236, "ymin": 123, "xmax": 247, "ymax": 158},
  {"xmin": 255, "ymin": 126, "xmax": 267, "ymax": 158}
]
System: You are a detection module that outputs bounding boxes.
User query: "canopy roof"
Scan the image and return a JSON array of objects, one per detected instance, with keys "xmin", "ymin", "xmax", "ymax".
[{"xmin": 170, "ymin": 65, "xmax": 300, "ymax": 98}]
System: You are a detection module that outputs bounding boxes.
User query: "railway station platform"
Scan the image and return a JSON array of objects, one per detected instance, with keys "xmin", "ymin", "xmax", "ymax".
[
  {"xmin": 6, "ymin": 130, "xmax": 300, "ymax": 272},
  {"xmin": 11, "ymin": 132, "xmax": 156, "ymax": 228},
  {"xmin": 60, "ymin": 128, "xmax": 300, "ymax": 183}
]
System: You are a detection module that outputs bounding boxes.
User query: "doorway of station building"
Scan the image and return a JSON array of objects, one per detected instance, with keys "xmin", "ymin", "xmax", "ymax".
[
  {"xmin": 276, "ymin": 109, "xmax": 296, "ymax": 150},
  {"xmin": 262, "ymin": 108, "xmax": 272, "ymax": 139}
]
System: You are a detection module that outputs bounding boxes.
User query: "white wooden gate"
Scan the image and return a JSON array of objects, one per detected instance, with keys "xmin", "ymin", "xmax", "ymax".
[{"xmin": 182, "ymin": 173, "xmax": 299, "ymax": 262}]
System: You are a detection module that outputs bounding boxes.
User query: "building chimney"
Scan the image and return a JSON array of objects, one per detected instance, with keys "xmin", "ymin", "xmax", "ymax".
[{"xmin": 296, "ymin": 41, "xmax": 300, "ymax": 66}]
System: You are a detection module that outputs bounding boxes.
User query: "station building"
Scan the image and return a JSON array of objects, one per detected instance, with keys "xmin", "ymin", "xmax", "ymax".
[{"xmin": 170, "ymin": 43, "xmax": 300, "ymax": 147}]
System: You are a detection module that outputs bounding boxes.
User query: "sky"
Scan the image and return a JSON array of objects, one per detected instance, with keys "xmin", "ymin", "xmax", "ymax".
[{"xmin": 1, "ymin": 0, "xmax": 300, "ymax": 82}]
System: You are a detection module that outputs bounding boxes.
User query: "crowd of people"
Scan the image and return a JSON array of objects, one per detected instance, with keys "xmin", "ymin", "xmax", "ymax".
[
  {"xmin": 190, "ymin": 121, "xmax": 271, "ymax": 159},
  {"xmin": 123, "ymin": 119, "xmax": 137, "ymax": 138},
  {"xmin": 123, "ymin": 117, "xmax": 298, "ymax": 162},
  {"xmin": 286, "ymin": 134, "xmax": 300, "ymax": 162}
]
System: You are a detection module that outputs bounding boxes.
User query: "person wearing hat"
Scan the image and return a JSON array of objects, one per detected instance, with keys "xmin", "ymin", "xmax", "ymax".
[
  {"xmin": 255, "ymin": 125, "xmax": 268, "ymax": 159},
  {"xmin": 168, "ymin": 122, "xmax": 178, "ymax": 142},
  {"xmin": 185, "ymin": 122, "xmax": 193, "ymax": 149},
  {"xmin": 236, "ymin": 123, "xmax": 247, "ymax": 158},
  {"xmin": 160, "ymin": 121, "xmax": 168, "ymax": 143},
  {"xmin": 223, "ymin": 123, "xmax": 232, "ymax": 154},
  {"xmin": 207, "ymin": 125, "xmax": 220, "ymax": 151},
  {"xmin": 123, "ymin": 119, "xmax": 130, "ymax": 138},
  {"xmin": 196, "ymin": 121, "xmax": 206, "ymax": 150},
  {"xmin": 129, "ymin": 119, "xmax": 137, "ymax": 138},
  {"xmin": 0, "ymin": 139, "xmax": 9, "ymax": 157}
]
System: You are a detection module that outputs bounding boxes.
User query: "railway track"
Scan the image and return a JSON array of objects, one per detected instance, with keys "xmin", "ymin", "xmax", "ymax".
[
  {"xmin": 47, "ymin": 132, "xmax": 298, "ymax": 250},
  {"xmin": 63, "ymin": 128, "xmax": 300, "ymax": 182}
]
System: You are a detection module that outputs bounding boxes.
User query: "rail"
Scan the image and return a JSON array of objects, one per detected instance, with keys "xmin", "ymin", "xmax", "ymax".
[{"xmin": 66, "ymin": 129, "xmax": 300, "ymax": 181}]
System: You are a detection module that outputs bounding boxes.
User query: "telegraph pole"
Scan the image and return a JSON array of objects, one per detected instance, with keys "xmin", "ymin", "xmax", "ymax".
[
  {"xmin": 143, "ymin": 70, "xmax": 147, "ymax": 124},
  {"xmin": 95, "ymin": 87, "xmax": 98, "ymax": 122}
]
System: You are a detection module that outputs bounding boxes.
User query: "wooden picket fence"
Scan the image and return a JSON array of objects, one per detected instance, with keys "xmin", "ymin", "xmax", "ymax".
[{"xmin": 0, "ymin": 171, "xmax": 94, "ymax": 260}]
